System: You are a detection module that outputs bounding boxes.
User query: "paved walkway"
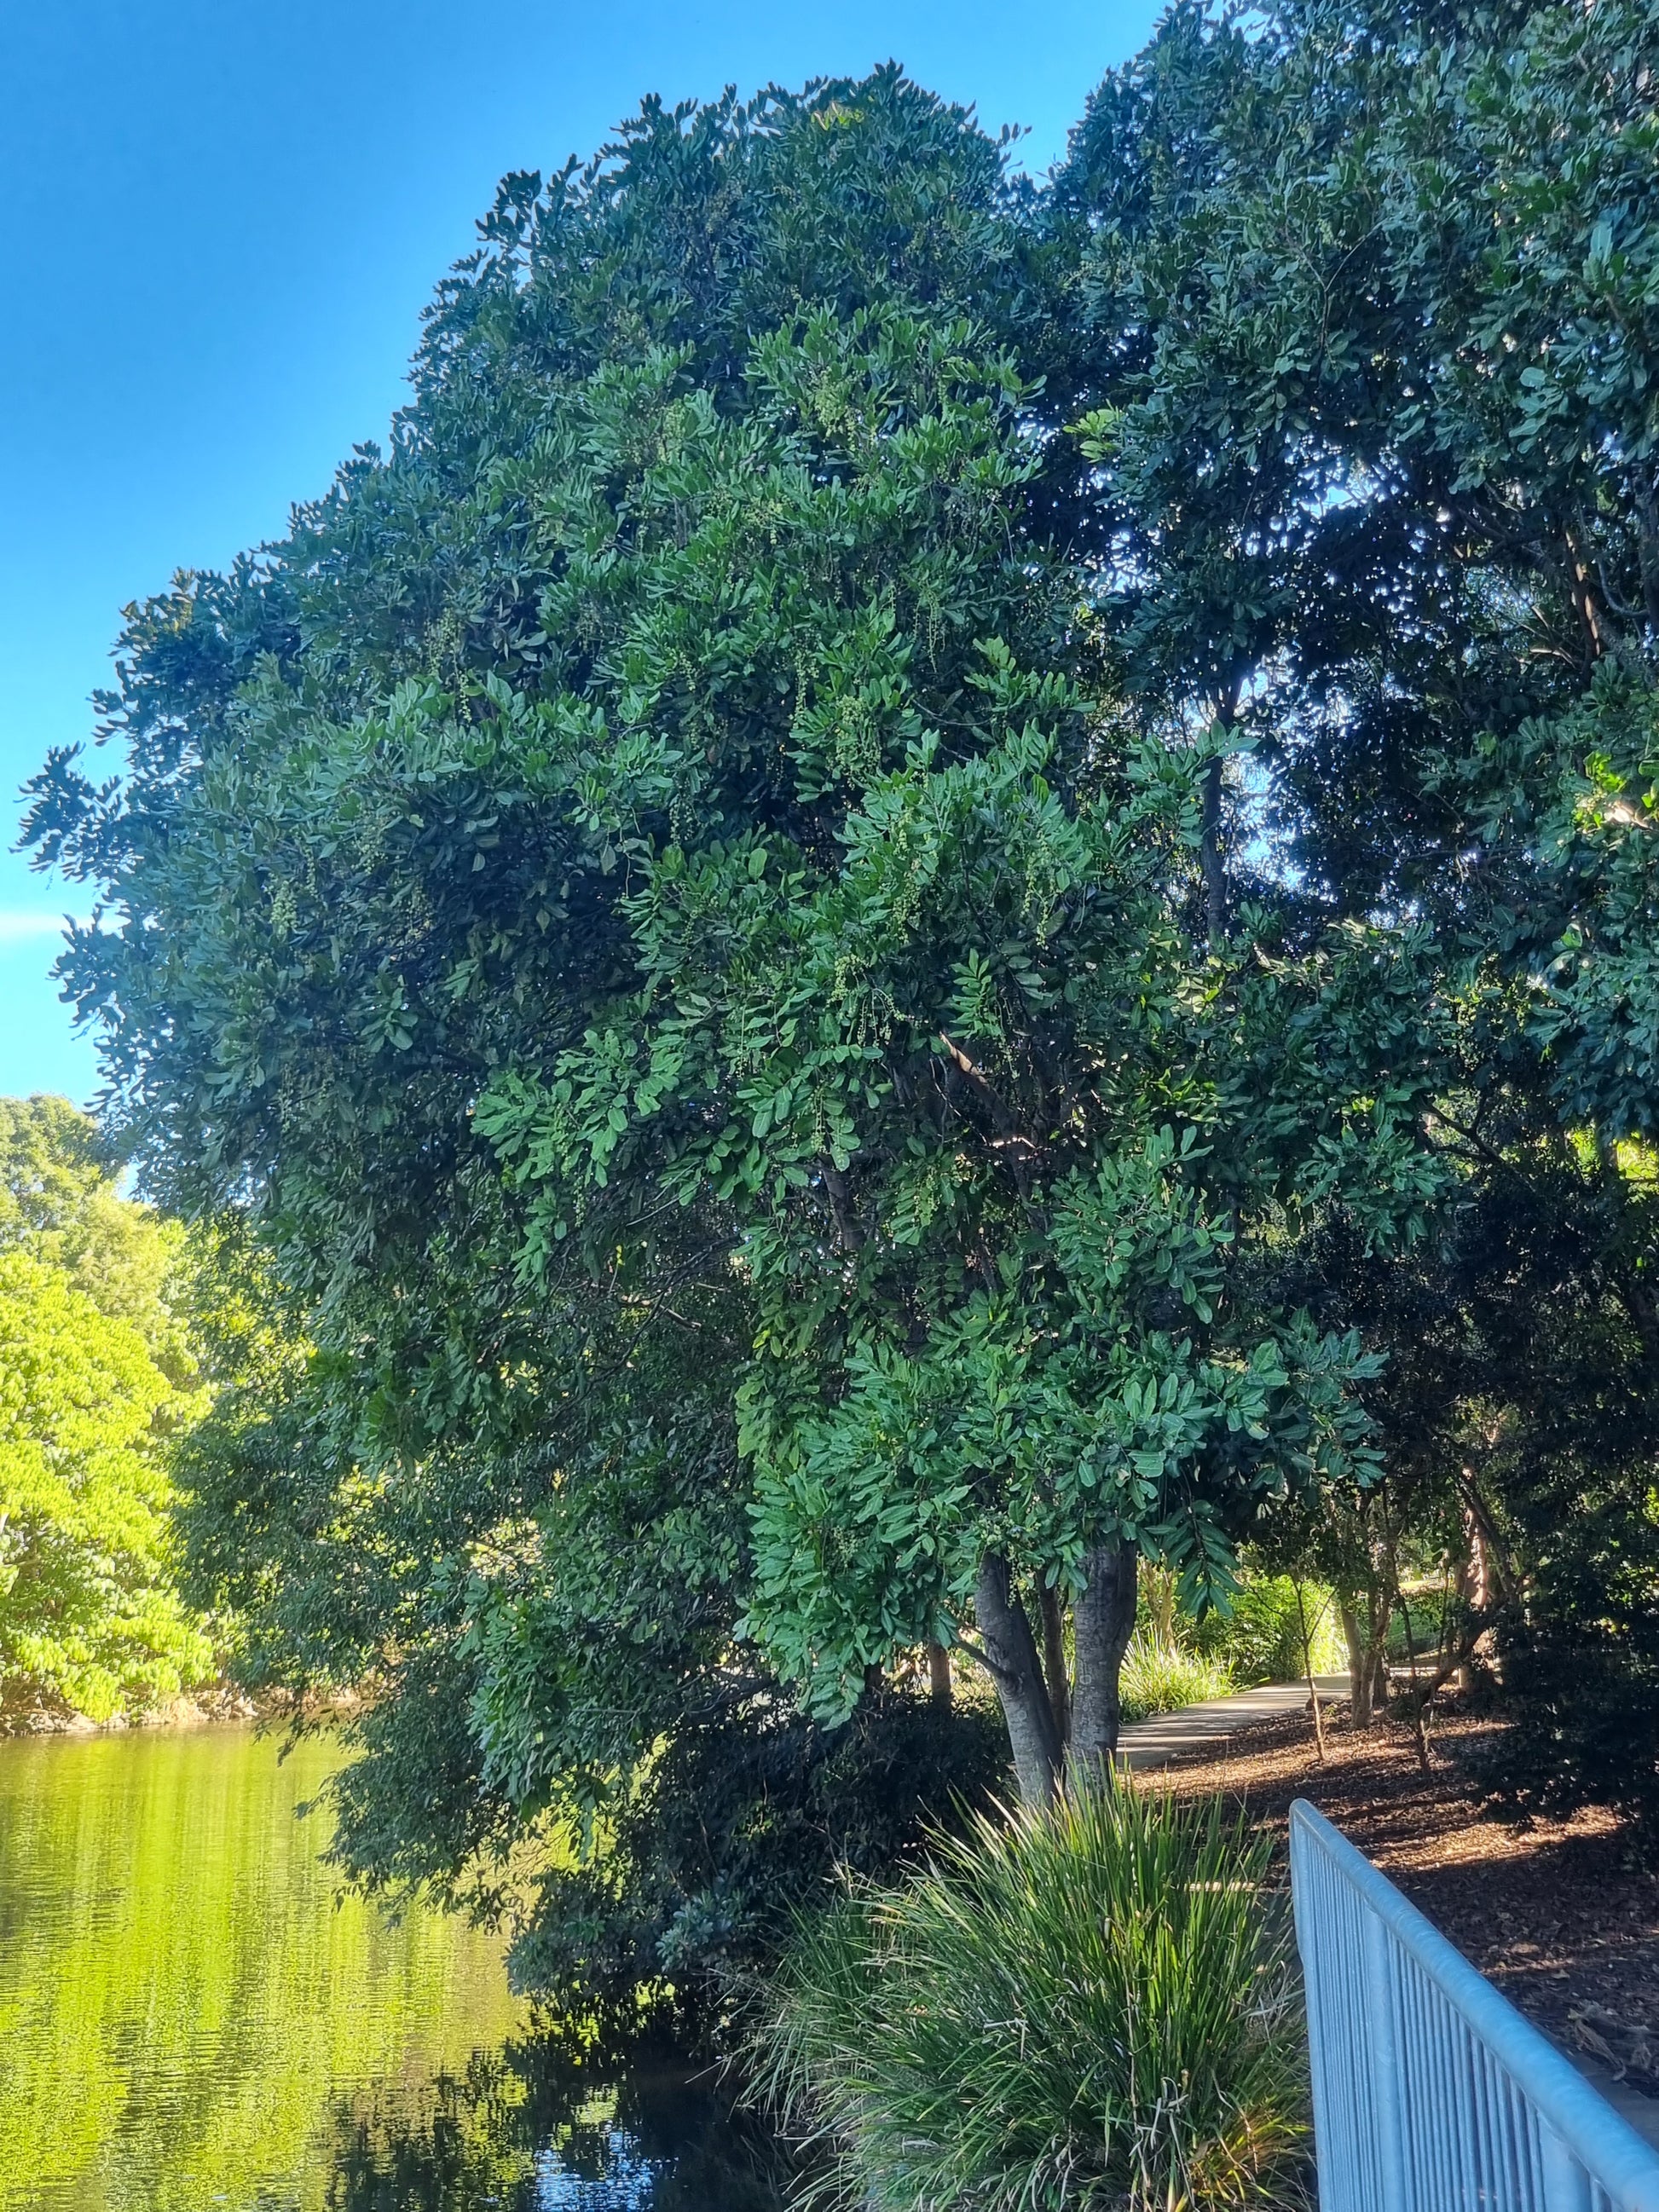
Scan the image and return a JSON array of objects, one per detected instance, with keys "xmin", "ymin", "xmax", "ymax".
[
  {"xmin": 1565, "ymin": 2052, "xmax": 1659, "ymax": 2151},
  {"xmin": 1115, "ymin": 1673, "xmax": 1350, "ymax": 1772}
]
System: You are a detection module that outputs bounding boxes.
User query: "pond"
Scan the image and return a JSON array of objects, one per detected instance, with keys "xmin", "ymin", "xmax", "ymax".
[{"xmin": 0, "ymin": 1725, "xmax": 789, "ymax": 2212}]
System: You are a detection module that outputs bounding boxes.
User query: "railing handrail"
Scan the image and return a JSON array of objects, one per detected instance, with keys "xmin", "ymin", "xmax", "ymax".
[{"xmin": 1291, "ymin": 1797, "xmax": 1659, "ymax": 2211}]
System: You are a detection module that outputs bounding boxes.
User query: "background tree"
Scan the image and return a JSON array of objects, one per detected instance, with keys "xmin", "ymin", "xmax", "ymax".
[
  {"xmin": 0, "ymin": 1097, "xmax": 213, "ymax": 1722},
  {"xmin": 1052, "ymin": 0, "xmax": 1659, "ymax": 1808}
]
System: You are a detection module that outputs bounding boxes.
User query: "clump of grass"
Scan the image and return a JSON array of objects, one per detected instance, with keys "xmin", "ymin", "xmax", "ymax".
[
  {"xmin": 1119, "ymin": 1627, "xmax": 1234, "ymax": 1723},
  {"xmin": 751, "ymin": 1788, "xmax": 1309, "ymax": 2212}
]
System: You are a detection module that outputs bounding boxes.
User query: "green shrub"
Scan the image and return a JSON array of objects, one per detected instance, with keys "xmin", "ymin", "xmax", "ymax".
[
  {"xmin": 753, "ymin": 1788, "xmax": 1309, "ymax": 2212},
  {"xmin": 1384, "ymin": 1595, "xmax": 1444, "ymax": 1664},
  {"xmin": 1478, "ymin": 1506, "xmax": 1659, "ymax": 1844},
  {"xmin": 1194, "ymin": 1578, "xmax": 1342, "ymax": 1687},
  {"xmin": 506, "ymin": 1687, "xmax": 1010, "ymax": 1998},
  {"xmin": 1119, "ymin": 1629, "xmax": 1234, "ymax": 1722}
]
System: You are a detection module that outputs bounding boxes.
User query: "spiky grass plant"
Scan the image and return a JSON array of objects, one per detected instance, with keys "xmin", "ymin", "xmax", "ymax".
[
  {"xmin": 752, "ymin": 1788, "xmax": 1309, "ymax": 2212},
  {"xmin": 1118, "ymin": 1629, "xmax": 1234, "ymax": 1723}
]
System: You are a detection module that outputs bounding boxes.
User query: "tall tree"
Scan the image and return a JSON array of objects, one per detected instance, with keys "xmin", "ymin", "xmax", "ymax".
[
  {"xmin": 20, "ymin": 70, "xmax": 1431, "ymax": 1836},
  {"xmin": 46, "ymin": 0, "xmax": 1659, "ymax": 1854}
]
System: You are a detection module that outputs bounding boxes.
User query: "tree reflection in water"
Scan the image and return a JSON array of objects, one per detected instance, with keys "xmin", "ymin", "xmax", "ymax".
[{"xmin": 323, "ymin": 2020, "xmax": 799, "ymax": 2212}]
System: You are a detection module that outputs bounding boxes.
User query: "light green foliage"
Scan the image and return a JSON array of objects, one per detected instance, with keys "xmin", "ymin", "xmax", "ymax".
[
  {"xmin": 1193, "ymin": 1577, "xmax": 1343, "ymax": 1689},
  {"xmin": 1123, "ymin": 1568, "xmax": 1342, "ymax": 1716},
  {"xmin": 1117, "ymin": 1629, "xmax": 1233, "ymax": 1724},
  {"xmin": 0, "ymin": 1094, "xmax": 191, "ymax": 1379},
  {"xmin": 753, "ymin": 1788, "xmax": 1309, "ymax": 2212},
  {"xmin": 0, "ymin": 1093, "xmax": 103, "ymax": 1244},
  {"xmin": 0, "ymin": 1097, "xmax": 211, "ymax": 1721}
]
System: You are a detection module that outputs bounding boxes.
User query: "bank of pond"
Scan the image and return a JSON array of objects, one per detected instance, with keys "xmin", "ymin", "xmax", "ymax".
[{"xmin": 0, "ymin": 1724, "xmax": 792, "ymax": 2211}]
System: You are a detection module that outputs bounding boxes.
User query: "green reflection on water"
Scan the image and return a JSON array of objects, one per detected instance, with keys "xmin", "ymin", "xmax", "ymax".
[{"xmin": 0, "ymin": 1724, "xmax": 529, "ymax": 2212}]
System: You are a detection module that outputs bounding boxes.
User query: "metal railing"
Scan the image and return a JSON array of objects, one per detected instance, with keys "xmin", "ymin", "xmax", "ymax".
[{"xmin": 1289, "ymin": 1797, "xmax": 1659, "ymax": 2212}]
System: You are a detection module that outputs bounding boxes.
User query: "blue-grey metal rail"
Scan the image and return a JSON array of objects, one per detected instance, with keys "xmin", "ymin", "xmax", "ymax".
[{"xmin": 1289, "ymin": 1797, "xmax": 1659, "ymax": 2212}]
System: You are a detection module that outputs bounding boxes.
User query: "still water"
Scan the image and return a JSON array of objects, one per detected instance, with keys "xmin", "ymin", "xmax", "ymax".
[{"xmin": 0, "ymin": 1726, "xmax": 788, "ymax": 2212}]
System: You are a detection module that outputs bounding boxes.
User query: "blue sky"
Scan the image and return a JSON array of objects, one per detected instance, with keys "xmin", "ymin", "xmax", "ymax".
[{"xmin": 0, "ymin": 0, "xmax": 1162, "ymax": 1109}]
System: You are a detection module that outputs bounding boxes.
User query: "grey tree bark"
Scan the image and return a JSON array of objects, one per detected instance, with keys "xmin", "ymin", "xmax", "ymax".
[
  {"xmin": 1038, "ymin": 1581, "xmax": 1071, "ymax": 1748},
  {"xmin": 1340, "ymin": 1603, "xmax": 1367, "ymax": 1726},
  {"xmin": 974, "ymin": 1552, "xmax": 1062, "ymax": 1804},
  {"xmin": 1067, "ymin": 1541, "xmax": 1139, "ymax": 1786},
  {"xmin": 1200, "ymin": 679, "xmax": 1242, "ymax": 946},
  {"xmin": 1340, "ymin": 1602, "xmax": 1390, "ymax": 1727},
  {"xmin": 1200, "ymin": 754, "xmax": 1227, "ymax": 944}
]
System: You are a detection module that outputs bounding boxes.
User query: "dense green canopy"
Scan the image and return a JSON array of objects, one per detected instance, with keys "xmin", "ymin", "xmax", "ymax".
[
  {"xmin": 1049, "ymin": 0, "xmax": 1659, "ymax": 1807},
  {"xmin": 24, "ymin": 0, "xmax": 1659, "ymax": 1937}
]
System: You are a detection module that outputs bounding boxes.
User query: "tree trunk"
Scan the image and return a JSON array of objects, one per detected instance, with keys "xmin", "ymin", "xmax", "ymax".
[
  {"xmin": 1199, "ymin": 679, "xmax": 1241, "ymax": 945},
  {"xmin": 1464, "ymin": 1505, "xmax": 1491, "ymax": 1614},
  {"xmin": 1341, "ymin": 1603, "xmax": 1374, "ymax": 1729},
  {"xmin": 928, "ymin": 1640, "xmax": 952, "ymax": 1710},
  {"xmin": 1144, "ymin": 1564, "xmax": 1177, "ymax": 1643},
  {"xmin": 1200, "ymin": 754, "xmax": 1227, "ymax": 944},
  {"xmin": 1038, "ymin": 1582, "xmax": 1071, "ymax": 1747},
  {"xmin": 974, "ymin": 1553, "xmax": 1061, "ymax": 1804},
  {"xmin": 1068, "ymin": 1541, "xmax": 1139, "ymax": 1787},
  {"xmin": 1294, "ymin": 1582, "xmax": 1327, "ymax": 1763}
]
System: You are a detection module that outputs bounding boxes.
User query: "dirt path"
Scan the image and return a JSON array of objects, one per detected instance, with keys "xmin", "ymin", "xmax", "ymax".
[{"xmin": 1149, "ymin": 1698, "xmax": 1659, "ymax": 2145}]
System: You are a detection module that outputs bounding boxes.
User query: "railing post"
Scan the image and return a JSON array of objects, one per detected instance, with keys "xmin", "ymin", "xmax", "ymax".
[
  {"xmin": 1541, "ymin": 2124, "xmax": 1593, "ymax": 2212},
  {"xmin": 1363, "ymin": 1905, "xmax": 1409, "ymax": 2212}
]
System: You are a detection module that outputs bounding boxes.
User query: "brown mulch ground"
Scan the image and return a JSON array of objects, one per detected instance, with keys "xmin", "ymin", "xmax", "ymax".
[{"xmin": 1153, "ymin": 1698, "xmax": 1659, "ymax": 2088}]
